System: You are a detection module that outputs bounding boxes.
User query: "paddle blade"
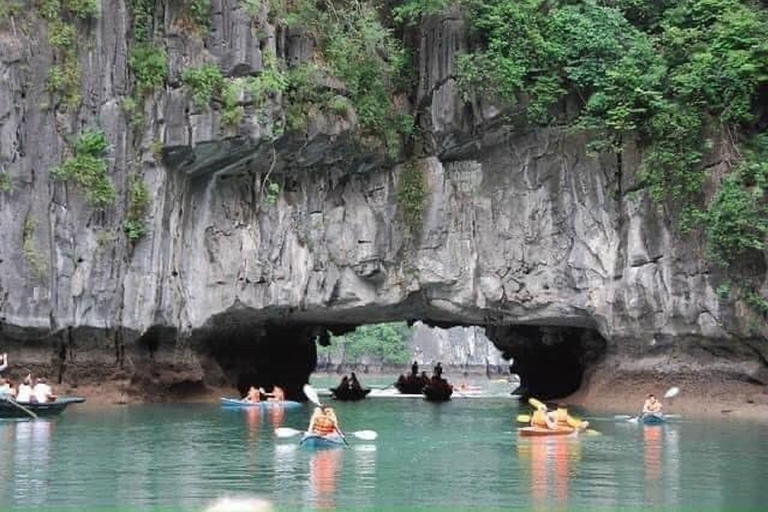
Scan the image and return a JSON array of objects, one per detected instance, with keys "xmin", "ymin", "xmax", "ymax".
[
  {"xmin": 516, "ymin": 414, "xmax": 531, "ymax": 423},
  {"xmin": 585, "ymin": 429, "xmax": 601, "ymax": 436},
  {"xmin": 274, "ymin": 427, "xmax": 302, "ymax": 438},
  {"xmin": 664, "ymin": 386, "xmax": 680, "ymax": 399},
  {"xmin": 353, "ymin": 430, "xmax": 378, "ymax": 441},
  {"xmin": 528, "ymin": 397, "xmax": 545, "ymax": 410},
  {"xmin": 303, "ymin": 384, "xmax": 321, "ymax": 407},
  {"xmin": 613, "ymin": 415, "xmax": 633, "ymax": 420}
]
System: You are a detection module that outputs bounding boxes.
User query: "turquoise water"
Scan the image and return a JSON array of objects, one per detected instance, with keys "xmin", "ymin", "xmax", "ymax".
[{"xmin": 0, "ymin": 391, "xmax": 766, "ymax": 511}]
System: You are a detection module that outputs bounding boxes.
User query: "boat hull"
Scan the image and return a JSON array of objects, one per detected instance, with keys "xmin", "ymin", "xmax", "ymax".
[
  {"xmin": 518, "ymin": 426, "xmax": 576, "ymax": 437},
  {"xmin": 423, "ymin": 384, "xmax": 453, "ymax": 402},
  {"xmin": 640, "ymin": 413, "xmax": 665, "ymax": 425},
  {"xmin": 329, "ymin": 387, "xmax": 371, "ymax": 401},
  {"xmin": 220, "ymin": 398, "xmax": 302, "ymax": 409},
  {"xmin": 299, "ymin": 432, "xmax": 345, "ymax": 448},
  {"xmin": 0, "ymin": 397, "xmax": 85, "ymax": 419}
]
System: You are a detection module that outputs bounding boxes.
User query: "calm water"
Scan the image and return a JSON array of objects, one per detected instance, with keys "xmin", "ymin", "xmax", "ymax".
[{"xmin": 0, "ymin": 389, "xmax": 766, "ymax": 511}]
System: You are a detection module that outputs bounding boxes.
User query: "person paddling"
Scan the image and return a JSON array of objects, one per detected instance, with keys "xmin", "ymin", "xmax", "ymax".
[
  {"xmin": 530, "ymin": 403, "xmax": 556, "ymax": 429},
  {"xmin": 308, "ymin": 406, "xmax": 340, "ymax": 436},
  {"xmin": 642, "ymin": 394, "xmax": 663, "ymax": 415}
]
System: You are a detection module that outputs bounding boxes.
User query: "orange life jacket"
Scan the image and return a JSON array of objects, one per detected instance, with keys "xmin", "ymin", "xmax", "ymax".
[{"xmin": 313, "ymin": 414, "xmax": 336, "ymax": 435}]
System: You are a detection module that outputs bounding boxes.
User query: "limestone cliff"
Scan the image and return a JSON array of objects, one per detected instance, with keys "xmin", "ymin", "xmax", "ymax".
[{"xmin": 0, "ymin": 1, "xmax": 766, "ymax": 401}]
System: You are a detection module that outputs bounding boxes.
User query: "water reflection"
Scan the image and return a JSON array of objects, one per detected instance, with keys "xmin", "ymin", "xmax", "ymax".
[
  {"xmin": 308, "ymin": 449, "xmax": 342, "ymax": 509},
  {"xmin": 12, "ymin": 420, "xmax": 56, "ymax": 506},
  {"xmin": 643, "ymin": 425, "xmax": 680, "ymax": 507},
  {"xmin": 352, "ymin": 444, "xmax": 377, "ymax": 507},
  {"xmin": 518, "ymin": 436, "xmax": 581, "ymax": 510},
  {"xmin": 246, "ymin": 407, "xmax": 261, "ymax": 442},
  {"xmin": 269, "ymin": 406, "xmax": 285, "ymax": 431}
]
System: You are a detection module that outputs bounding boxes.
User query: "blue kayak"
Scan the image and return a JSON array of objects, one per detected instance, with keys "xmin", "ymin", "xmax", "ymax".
[
  {"xmin": 220, "ymin": 397, "xmax": 302, "ymax": 409},
  {"xmin": 640, "ymin": 413, "xmax": 665, "ymax": 425},
  {"xmin": 299, "ymin": 432, "xmax": 346, "ymax": 448}
]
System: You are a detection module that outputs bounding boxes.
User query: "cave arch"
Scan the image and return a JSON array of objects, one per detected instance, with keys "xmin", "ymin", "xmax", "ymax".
[{"xmin": 186, "ymin": 311, "xmax": 608, "ymax": 402}]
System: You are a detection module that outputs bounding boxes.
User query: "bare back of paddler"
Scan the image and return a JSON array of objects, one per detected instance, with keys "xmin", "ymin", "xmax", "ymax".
[
  {"xmin": 245, "ymin": 386, "xmax": 261, "ymax": 403},
  {"xmin": 268, "ymin": 386, "xmax": 285, "ymax": 402}
]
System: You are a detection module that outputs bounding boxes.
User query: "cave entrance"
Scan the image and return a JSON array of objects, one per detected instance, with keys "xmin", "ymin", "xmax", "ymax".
[{"xmin": 191, "ymin": 313, "xmax": 607, "ymax": 402}]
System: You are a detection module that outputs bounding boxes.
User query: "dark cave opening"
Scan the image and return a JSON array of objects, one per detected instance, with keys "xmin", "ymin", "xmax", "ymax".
[
  {"xmin": 191, "ymin": 313, "xmax": 608, "ymax": 403},
  {"xmin": 486, "ymin": 324, "xmax": 608, "ymax": 401}
]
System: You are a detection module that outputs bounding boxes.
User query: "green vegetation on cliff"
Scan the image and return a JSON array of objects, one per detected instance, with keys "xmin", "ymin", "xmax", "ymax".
[
  {"xmin": 51, "ymin": 129, "xmax": 116, "ymax": 207},
  {"xmin": 396, "ymin": 0, "xmax": 768, "ymax": 268},
  {"xmin": 318, "ymin": 323, "xmax": 413, "ymax": 366}
]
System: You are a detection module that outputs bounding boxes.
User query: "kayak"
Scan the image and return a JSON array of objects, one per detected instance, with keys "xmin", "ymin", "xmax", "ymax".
[
  {"xmin": 220, "ymin": 398, "xmax": 302, "ymax": 409},
  {"xmin": 518, "ymin": 426, "xmax": 577, "ymax": 437},
  {"xmin": 299, "ymin": 432, "xmax": 346, "ymax": 448},
  {"xmin": 640, "ymin": 413, "xmax": 665, "ymax": 425}
]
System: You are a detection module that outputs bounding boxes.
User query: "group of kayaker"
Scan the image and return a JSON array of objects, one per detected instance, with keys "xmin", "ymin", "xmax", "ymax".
[
  {"xmin": 529, "ymin": 401, "xmax": 589, "ymax": 433},
  {"xmin": 0, "ymin": 353, "xmax": 58, "ymax": 404},
  {"xmin": 0, "ymin": 374, "xmax": 57, "ymax": 403},
  {"xmin": 243, "ymin": 385, "xmax": 286, "ymax": 403}
]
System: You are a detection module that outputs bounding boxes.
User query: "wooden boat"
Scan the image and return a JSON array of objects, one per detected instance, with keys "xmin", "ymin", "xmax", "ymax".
[
  {"xmin": 422, "ymin": 382, "xmax": 453, "ymax": 402},
  {"xmin": 220, "ymin": 397, "xmax": 302, "ymax": 409},
  {"xmin": 0, "ymin": 396, "xmax": 85, "ymax": 419},
  {"xmin": 518, "ymin": 426, "xmax": 577, "ymax": 437},
  {"xmin": 640, "ymin": 412, "xmax": 665, "ymax": 425},
  {"xmin": 395, "ymin": 374, "xmax": 428, "ymax": 394},
  {"xmin": 329, "ymin": 386, "xmax": 371, "ymax": 401},
  {"xmin": 299, "ymin": 432, "xmax": 346, "ymax": 448}
]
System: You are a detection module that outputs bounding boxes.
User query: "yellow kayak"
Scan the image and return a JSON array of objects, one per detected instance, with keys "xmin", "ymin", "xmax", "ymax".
[{"xmin": 518, "ymin": 426, "xmax": 577, "ymax": 437}]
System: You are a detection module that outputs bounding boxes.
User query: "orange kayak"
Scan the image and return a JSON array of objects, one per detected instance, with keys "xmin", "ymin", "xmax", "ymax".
[{"xmin": 518, "ymin": 426, "xmax": 576, "ymax": 437}]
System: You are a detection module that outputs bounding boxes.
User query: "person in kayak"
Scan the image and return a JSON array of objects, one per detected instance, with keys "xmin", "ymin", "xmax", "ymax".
[
  {"xmin": 244, "ymin": 385, "xmax": 262, "ymax": 403},
  {"xmin": 549, "ymin": 404, "xmax": 589, "ymax": 431},
  {"xmin": 308, "ymin": 406, "xmax": 340, "ymax": 436},
  {"xmin": 530, "ymin": 403, "xmax": 557, "ymax": 429},
  {"xmin": 349, "ymin": 373, "xmax": 362, "ymax": 392},
  {"xmin": 642, "ymin": 394, "xmax": 663, "ymax": 415},
  {"xmin": 266, "ymin": 385, "xmax": 285, "ymax": 402}
]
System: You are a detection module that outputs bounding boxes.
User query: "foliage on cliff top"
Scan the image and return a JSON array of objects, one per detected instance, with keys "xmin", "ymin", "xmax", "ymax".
[
  {"xmin": 396, "ymin": 0, "xmax": 768, "ymax": 265},
  {"xmin": 268, "ymin": 0, "xmax": 414, "ymax": 155}
]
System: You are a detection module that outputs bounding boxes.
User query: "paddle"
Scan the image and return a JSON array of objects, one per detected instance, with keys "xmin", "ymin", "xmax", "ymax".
[
  {"xmin": 275, "ymin": 427, "xmax": 378, "ymax": 440},
  {"xmin": 5, "ymin": 396, "xmax": 37, "ymax": 419}
]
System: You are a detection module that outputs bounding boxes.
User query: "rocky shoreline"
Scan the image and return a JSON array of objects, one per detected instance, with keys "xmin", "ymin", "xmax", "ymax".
[{"xmin": 53, "ymin": 363, "xmax": 768, "ymax": 423}]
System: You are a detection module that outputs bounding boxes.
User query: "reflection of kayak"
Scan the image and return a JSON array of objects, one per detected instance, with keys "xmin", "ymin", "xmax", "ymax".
[
  {"xmin": 518, "ymin": 426, "xmax": 576, "ymax": 437},
  {"xmin": 220, "ymin": 398, "xmax": 302, "ymax": 409},
  {"xmin": 300, "ymin": 432, "xmax": 346, "ymax": 448},
  {"xmin": 640, "ymin": 413, "xmax": 665, "ymax": 425}
]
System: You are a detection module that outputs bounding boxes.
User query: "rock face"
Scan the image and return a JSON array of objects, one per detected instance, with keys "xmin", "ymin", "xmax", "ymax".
[{"xmin": 0, "ymin": 4, "xmax": 766, "ymax": 401}]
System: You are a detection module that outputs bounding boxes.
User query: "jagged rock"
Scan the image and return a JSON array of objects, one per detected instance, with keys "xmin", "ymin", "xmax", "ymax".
[{"xmin": 0, "ymin": 5, "xmax": 765, "ymax": 401}]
